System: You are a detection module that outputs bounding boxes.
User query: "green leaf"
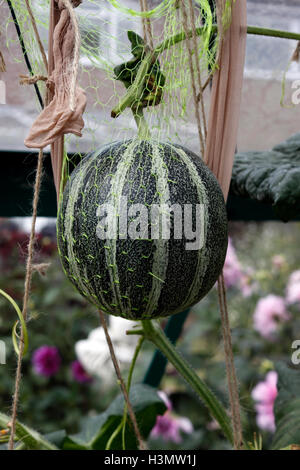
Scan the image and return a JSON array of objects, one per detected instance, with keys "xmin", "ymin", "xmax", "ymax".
[
  {"xmin": 113, "ymin": 30, "xmax": 165, "ymax": 109},
  {"xmin": 127, "ymin": 30, "xmax": 145, "ymax": 58},
  {"xmin": 271, "ymin": 363, "xmax": 300, "ymax": 449},
  {"xmin": 44, "ymin": 430, "xmax": 67, "ymax": 449},
  {"xmin": 114, "ymin": 58, "xmax": 142, "ymax": 89},
  {"xmin": 231, "ymin": 133, "xmax": 300, "ymax": 221},
  {"xmin": 63, "ymin": 384, "xmax": 166, "ymax": 450},
  {"xmin": 0, "ymin": 412, "xmax": 58, "ymax": 450}
]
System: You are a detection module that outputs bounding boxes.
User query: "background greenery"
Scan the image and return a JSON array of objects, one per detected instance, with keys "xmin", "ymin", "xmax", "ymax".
[{"xmin": 0, "ymin": 219, "xmax": 300, "ymax": 450}]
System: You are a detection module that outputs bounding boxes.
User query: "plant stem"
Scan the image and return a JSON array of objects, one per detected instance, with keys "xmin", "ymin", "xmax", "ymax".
[
  {"xmin": 122, "ymin": 336, "xmax": 145, "ymax": 450},
  {"xmin": 0, "ymin": 412, "xmax": 58, "ymax": 450},
  {"xmin": 111, "ymin": 52, "xmax": 155, "ymax": 119},
  {"xmin": 155, "ymin": 25, "xmax": 300, "ymax": 55},
  {"xmin": 141, "ymin": 320, "xmax": 234, "ymax": 445},
  {"xmin": 247, "ymin": 25, "xmax": 300, "ymax": 41},
  {"xmin": 133, "ymin": 108, "xmax": 150, "ymax": 139},
  {"xmin": 113, "ymin": 24, "xmax": 300, "ymax": 122},
  {"xmin": 127, "ymin": 336, "xmax": 145, "ymax": 392}
]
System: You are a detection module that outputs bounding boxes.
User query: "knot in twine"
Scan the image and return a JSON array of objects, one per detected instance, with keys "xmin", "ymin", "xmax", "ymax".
[{"xmin": 19, "ymin": 74, "xmax": 48, "ymax": 85}]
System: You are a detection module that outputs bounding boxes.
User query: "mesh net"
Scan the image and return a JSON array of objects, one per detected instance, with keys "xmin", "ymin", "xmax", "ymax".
[{"xmin": 2, "ymin": 0, "xmax": 222, "ymax": 180}]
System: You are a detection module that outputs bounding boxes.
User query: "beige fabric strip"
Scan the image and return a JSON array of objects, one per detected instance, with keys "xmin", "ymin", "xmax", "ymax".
[
  {"xmin": 49, "ymin": 0, "xmax": 64, "ymax": 202},
  {"xmin": 24, "ymin": 0, "xmax": 86, "ymax": 201},
  {"xmin": 204, "ymin": 0, "xmax": 247, "ymax": 200}
]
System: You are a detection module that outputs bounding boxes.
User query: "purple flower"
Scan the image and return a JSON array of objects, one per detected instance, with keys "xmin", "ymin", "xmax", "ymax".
[
  {"xmin": 286, "ymin": 270, "xmax": 300, "ymax": 306},
  {"xmin": 32, "ymin": 346, "xmax": 61, "ymax": 377},
  {"xmin": 252, "ymin": 371, "xmax": 278, "ymax": 433},
  {"xmin": 151, "ymin": 391, "xmax": 193, "ymax": 444},
  {"xmin": 253, "ymin": 295, "xmax": 290, "ymax": 339},
  {"xmin": 71, "ymin": 360, "xmax": 93, "ymax": 384}
]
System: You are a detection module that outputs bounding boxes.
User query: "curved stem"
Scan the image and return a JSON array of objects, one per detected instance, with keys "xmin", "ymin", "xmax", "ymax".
[
  {"xmin": 155, "ymin": 25, "xmax": 300, "ymax": 55},
  {"xmin": 141, "ymin": 320, "xmax": 234, "ymax": 446}
]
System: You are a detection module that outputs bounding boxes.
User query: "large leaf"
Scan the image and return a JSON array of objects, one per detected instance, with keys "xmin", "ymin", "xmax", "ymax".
[
  {"xmin": 271, "ymin": 362, "xmax": 300, "ymax": 449},
  {"xmin": 63, "ymin": 384, "xmax": 166, "ymax": 450},
  {"xmin": 231, "ymin": 133, "xmax": 300, "ymax": 221}
]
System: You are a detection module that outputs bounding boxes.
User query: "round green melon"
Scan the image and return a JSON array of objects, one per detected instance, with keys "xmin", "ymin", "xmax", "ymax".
[{"xmin": 57, "ymin": 140, "xmax": 228, "ymax": 320}]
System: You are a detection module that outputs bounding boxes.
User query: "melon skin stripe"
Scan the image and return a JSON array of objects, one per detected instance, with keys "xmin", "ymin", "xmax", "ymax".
[{"xmin": 57, "ymin": 140, "xmax": 228, "ymax": 320}]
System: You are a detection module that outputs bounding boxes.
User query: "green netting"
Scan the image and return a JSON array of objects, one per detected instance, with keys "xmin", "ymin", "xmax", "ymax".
[{"xmin": 2, "ymin": 0, "xmax": 221, "ymax": 174}]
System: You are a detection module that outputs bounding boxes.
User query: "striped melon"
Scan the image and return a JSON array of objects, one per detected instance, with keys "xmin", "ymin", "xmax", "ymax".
[{"xmin": 57, "ymin": 140, "xmax": 228, "ymax": 320}]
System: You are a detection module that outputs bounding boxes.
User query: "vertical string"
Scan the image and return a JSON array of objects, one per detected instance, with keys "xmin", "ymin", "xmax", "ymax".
[
  {"xmin": 217, "ymin": 274, "xmax": 243, "ymax": 449},
  {"xmin": 24, "ymin": 0, "xmax": 48, "ymax": 72},
  {"xmin": 0, "ymin": 31, "xmax": 6, "ymax": 72},
  {"xmin": 98, "ymin": 310, "xmax": 145, "ymax": 450},
  {"xmin": 179, "ymin": 0, "xmax": 205, "ymax": 156},
  {"xmin": 187, "ymin": 0, "xmax": 207, "ymax": 137},
  {"xmin": 139, "ymin": 0, "xmax": 154, "ymax": 51},
  {"xmin": 8, "ymin": 149, "xmax": 44, "ymax": 450}
]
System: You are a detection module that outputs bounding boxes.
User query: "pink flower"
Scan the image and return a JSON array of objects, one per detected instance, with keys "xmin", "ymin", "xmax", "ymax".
[
  {"xmin": 151, "ymin": 391, "xmax": 193, "ymax": 444},
  {"xmin": 223, "ymin": 238, "xmax": 255, "ymax": 297},
  {"xmin": 252, "ymin": 371, "xmax": 278, "ymax": 433},
  {"xmin": 71, "ymin": 360, "xmax": 93, "ymax": 384},
  {"xmin": 32, "ymin": 346, "xmax": 61, "ymax": 377},
  {"xmin": 286, "ymin": 270, "xmax": 300, "ymax": 305},
  {"xmin": 253, "ymin": 295, "xmax": 290, "ymax": 339},
  {"xmin": 223, "ymin": 238, "xmax": 243, "ymax": 288}
]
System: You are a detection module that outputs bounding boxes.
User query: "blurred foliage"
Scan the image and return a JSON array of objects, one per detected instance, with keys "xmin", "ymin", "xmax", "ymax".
[
  {"xmin": 271, "ymin": 362, "xmax": 300, "ymax": 449},
  {"xmin": 0, "ymin": 219, "xmax": 109, "ymax": 435},
  {"xmin": 155, "ymin": 222, "xmax": 300, "ymax": 450},
  {"xmin": 1, "ymin": 219, "xmax": 300, "ymax": 449}
]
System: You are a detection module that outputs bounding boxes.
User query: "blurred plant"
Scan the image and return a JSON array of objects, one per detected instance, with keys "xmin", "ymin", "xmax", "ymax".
[
  {"xmin": 150, "ymin": 391, "xmax": 193, "ymax": 444},
  {"xmin": 223, "ymin": 238, "xmax": 256, "ymax": 297},
  {"xmin": 252, "ymin": 371, "xmax": 278, "ymax": 433},
  {"xmin": 71, "ymin": 360, "xmax": 93, "ymax": 384},
  {"xmin": 1, "ymin": 220, "xmax": 300, "ymax": 449},
  {"xmin": 253, "ymin": 295, "xmax": 290, "ymax": 340},
  {"xmin": 75, "ymin": 316, "xmax": 139, "ymax": 385},
  {"xmin": 32, "ymin": 346, "xmax": 61, "ymax": 378},
  {"xmin": 286, "ymin": 270, "xmax": 300, "ymax": 306}
]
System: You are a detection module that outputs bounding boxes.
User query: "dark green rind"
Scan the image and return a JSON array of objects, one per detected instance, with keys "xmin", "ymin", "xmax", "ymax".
[{"xmin": 57, "ymin": 140, "xmax": 228, "ymax": 320}]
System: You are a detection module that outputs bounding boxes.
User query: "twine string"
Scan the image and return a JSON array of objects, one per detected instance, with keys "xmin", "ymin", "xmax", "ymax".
[
  {"xmin": 8, "ymin": 149, "xmax": 44, "ymax": 450},
  {"xmin": 24, "ymin": 0, "xmax": 48, "ymax": 72},
  {"xmin": 0, "ymin": 31, "xmax": 6, "ymax": 72},
  {"xmin": 98, "ymin": 310, "xmax": 145, "ymax": 450},
  {"xmin": 187, "ymin": 0, "xmax": 207, "ymax": 137},
  {"xmin": 217, "ymin": 273, "xmax": 243, "ymax": 449},
  {"xmin": 139, "ymin": 0, "xmax": 154, "ymax": 51},
  {"xmin": 179, "ymin": 0, "xmax": 205, "ymax": 156},
  {"xmin": 19, "ymin": 74, "xmax": 47, "ymax": 85}
]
